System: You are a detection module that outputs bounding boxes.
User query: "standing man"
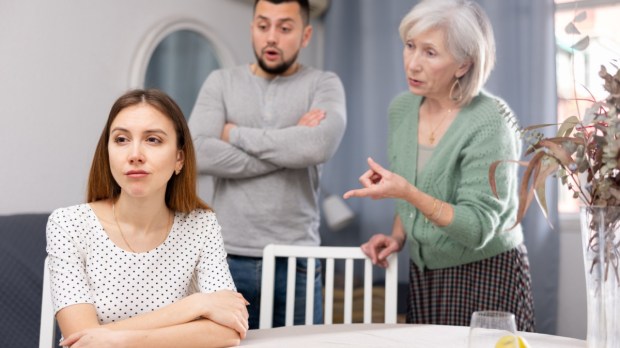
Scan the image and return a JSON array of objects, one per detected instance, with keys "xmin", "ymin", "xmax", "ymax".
[{"xmin": 188, "ymin": 0, "xmax": 346, "ymax": 329}]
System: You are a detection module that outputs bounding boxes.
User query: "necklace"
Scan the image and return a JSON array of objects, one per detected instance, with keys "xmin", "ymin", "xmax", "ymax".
[
  {"xmin": 112, "ymin": 203, "xmax": 171, "ymax": 253},
  {"xmin": 429, "ymin": 108, "xmax": 452, "ymax": 145}
]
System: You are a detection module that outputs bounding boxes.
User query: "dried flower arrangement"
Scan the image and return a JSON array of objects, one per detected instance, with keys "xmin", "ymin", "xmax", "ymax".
[{"xmin": 489, "ymin": 11, "xmax": 620, "ymax": 284}]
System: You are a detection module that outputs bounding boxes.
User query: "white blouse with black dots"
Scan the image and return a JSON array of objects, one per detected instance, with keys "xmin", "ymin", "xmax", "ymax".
[{"xmin": 46, "ymin": 203, "xmax": 235, "ymax": 324}]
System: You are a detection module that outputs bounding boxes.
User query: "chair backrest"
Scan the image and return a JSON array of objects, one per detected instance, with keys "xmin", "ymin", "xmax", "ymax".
[
  {"xmin": 259, "ymin": 244, "xmax": 398, "ymax": 329},
  {"xmin": 39, "ymin": 257, "xmax": 56, "ymax": 348},
  {"xmin": 0, "ymin": 213, "xmax": 49, "ymax": 347}
]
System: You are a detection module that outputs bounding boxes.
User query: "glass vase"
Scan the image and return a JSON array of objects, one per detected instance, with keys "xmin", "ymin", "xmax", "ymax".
[{"xmin": 580, "ymin": 206, "xmax": 620, "ymax": 348}]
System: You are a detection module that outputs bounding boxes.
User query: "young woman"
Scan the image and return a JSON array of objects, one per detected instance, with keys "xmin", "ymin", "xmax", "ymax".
[{"xmin": 46, "ymin": 89, "xmax": 248, "ymax": 347}]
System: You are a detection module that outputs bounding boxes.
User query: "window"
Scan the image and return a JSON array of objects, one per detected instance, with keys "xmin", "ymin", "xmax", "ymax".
[{"xmin": 554, "ymin": 0, "xmax": 620, "ymax": 213}]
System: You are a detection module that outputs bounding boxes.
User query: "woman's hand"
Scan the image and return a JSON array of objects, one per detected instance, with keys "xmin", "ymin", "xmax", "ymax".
[
  {"xmin": 343, "ymin": 157, "xmax": 415, "ymax": 201},
  {"xmin": 361, "ymin": 233, "xmax": 403, "ymax": 268},
  {"xmin": 60, "ymin": 327, "xmax": 129, "ymax": 348},
  {"xmin": 197, "ymin": 290, "xmax": 249, "ymax": 339}
]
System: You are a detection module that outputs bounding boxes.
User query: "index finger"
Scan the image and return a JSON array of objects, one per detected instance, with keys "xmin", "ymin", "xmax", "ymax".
[
  {"xmin": 360, "ymin": 242, "xmax": 379, "ymax": 264},
  {"xmin": 59, "ymin": 331, "xmax": 84, "ymax": 346},
  {"xmin": 377, "ymin": 243, "xmax": 398, "ymax": 261},
  {"xmin": 303, "ymin": 109, "xmax": 325, "ymax": 119},
  {"xmin": 343, "ymin": 187, "xmax": 373, "ymax": 199}
]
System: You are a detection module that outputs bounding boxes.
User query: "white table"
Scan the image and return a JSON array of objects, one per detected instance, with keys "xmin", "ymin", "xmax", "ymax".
[{"xmin": 241, "ymin": 323, "xmax": 586, "ymax": 348}]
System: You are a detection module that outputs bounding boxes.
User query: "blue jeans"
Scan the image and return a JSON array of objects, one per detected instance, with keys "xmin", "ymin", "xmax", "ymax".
[{"xmin": 227, "ymin": 254, "xmax": 323, "ymax": 329}]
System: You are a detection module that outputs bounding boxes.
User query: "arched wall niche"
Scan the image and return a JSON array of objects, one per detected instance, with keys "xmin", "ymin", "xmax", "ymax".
[{"xmin": 130, "ymin": 17, "xmax": 235, "ymax": 118}]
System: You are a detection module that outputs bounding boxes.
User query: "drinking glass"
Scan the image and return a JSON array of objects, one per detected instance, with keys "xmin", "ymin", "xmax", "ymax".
[{"xmin": 468, "ymin": 311, "xmax": 517, "ymax": 348}]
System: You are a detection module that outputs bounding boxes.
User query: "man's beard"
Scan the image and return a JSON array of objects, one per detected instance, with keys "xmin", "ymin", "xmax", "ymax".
[{"xmin": 254, "ymin": 47, "xmax": 299, "ymax": 75}]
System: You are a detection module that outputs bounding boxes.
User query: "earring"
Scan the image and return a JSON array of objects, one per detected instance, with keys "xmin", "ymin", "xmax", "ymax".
[{"xmin": 449, "ymin": 78, "xmax": 463, "ymax": 102}]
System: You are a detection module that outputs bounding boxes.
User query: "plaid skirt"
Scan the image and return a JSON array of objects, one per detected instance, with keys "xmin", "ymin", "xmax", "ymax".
[{"xmin": 406, "ymin": 244, "xmax": 535, "ymax": 332}]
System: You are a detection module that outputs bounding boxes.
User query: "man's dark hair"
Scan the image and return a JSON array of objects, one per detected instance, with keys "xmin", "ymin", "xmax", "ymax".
[{"xmin": 254, "ymin": 0, "xmax": 311, "ymax": 26}]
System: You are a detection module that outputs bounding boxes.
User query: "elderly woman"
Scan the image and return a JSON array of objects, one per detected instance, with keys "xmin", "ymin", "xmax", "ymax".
[{"xmin": 344, "ymin": 0, "xmax": 535, "ymax": 331}]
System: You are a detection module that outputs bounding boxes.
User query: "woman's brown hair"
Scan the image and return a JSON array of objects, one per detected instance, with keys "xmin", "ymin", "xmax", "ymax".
[{"xmin": 87, "ymin": 89, "xmax": 209, "ymax": 213}]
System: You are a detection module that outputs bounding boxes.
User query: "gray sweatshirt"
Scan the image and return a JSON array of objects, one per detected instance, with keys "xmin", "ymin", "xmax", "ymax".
[{"xmin": 188, "ymin": 65, "xmax": 347, "ymax": 257}]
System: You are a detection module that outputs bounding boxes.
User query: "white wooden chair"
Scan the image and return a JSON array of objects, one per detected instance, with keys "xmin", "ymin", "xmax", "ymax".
[
  {"xmin": 259, "ymin": 244, "xmax": 398, "ymax": 329},
  {"xmin": 39, "ymin": 257, "xmax": 56, "ymax": 348}
]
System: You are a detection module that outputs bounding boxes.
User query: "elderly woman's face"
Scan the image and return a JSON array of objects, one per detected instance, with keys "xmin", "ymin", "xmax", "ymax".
[{"xmin": 403, "ymin": 28, "xmax": 469, "ymax": 101}]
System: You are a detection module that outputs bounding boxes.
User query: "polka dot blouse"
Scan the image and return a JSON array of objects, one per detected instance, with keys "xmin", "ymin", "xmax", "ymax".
[{"xmin": 45, "ymin": 204, "xmax": 235, "ymax": 324}]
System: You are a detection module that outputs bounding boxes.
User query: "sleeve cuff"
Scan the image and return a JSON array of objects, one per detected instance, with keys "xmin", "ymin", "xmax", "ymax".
[{"xmin": 441, "ymin": 206, "xmax": 483, "ymax": 248}]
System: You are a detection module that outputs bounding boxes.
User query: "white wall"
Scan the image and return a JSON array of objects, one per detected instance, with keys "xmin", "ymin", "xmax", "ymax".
[{"xmin": 0, "ymin": 0, "xmax": 322, "ymax": 215}]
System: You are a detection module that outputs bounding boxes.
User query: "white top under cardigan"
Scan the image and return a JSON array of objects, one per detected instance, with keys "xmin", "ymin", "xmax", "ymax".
[{"xmin": 46, "ymin": 204, "xmax": 235, "ymax": 324}]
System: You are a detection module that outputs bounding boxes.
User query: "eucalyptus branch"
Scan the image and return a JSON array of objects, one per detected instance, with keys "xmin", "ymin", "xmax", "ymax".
[{"xmin": 566, "ymin": 168, "xmax": 590, "ymax": 205}]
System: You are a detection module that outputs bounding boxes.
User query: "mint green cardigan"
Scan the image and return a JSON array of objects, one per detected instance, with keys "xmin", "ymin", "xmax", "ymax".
[{"xmin": 388, "ymin": 91, "xmax": 524, "ymax": 270}]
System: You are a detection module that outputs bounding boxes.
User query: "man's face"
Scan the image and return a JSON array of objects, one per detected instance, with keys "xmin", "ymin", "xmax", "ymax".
[{"xmin": 251, "ymin": 1, "xmax": 312, "ymax": 76}]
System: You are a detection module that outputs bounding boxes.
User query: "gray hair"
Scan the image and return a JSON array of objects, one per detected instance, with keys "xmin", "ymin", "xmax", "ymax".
[{"xmin": 399, "ymin": 0, "xmax": 496, "ymax": 106}]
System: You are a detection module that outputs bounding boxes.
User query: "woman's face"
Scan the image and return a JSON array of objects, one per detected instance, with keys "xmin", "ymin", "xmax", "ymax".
[
  {"xmin": 403, "ymin": 27, "xmax": 469, "ymax": 101},
  {"xmin": 108, "ymin": 103, "xmax": 183, "ymax": 200}
]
